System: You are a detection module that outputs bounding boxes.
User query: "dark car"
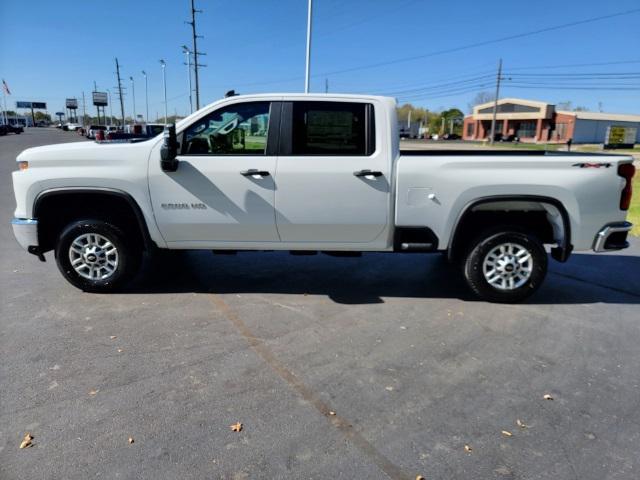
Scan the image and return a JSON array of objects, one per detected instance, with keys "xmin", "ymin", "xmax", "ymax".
[
  {"xmin": 0, "ymin": 124, "xmax": 7, "ymax": 136},
  {"xmin": 500, "ymin": 134, "xmax": 520, "ymax": 143},
  {"xmin": 6, "ymin": 124, "xmax": 24, "ymax": 134},
  {"xmin": 443, "ymin": 133, "xmax": 461, "ymax": 140}
]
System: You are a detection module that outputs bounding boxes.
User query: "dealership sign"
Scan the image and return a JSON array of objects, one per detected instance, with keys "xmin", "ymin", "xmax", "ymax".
[
  {"xmin": 65, "ymin": 98, "xmax": 78, "ymax": 109},
  {"xmin": 92, "ymin": 91, "xmax": 108, "ymax": 106},
  {"xmin": 17, "ymin": 101, "xmax": 47, "ymax": 109},
  {"xmin": 605, "ymin": 125, "xmax": 637, "ymax": 149}
]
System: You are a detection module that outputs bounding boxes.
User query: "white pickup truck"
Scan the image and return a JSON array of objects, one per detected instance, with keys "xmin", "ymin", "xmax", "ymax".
[{"xmin": 11, "ymin": 94, "xmax": 636, "ymax": 302}]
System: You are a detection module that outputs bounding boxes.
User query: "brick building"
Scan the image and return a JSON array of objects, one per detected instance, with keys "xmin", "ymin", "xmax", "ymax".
[{"xmin": 463, "ymin": 98, "xmax": 640, "ymax": 144}]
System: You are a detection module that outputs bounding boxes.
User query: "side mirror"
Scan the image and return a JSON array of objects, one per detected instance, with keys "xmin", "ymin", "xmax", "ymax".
[{"xmin": 160, "ymin": 124, "xmax": 179, "ymax": 172}]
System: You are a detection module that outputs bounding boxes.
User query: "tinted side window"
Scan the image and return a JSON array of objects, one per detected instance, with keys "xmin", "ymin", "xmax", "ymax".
[
  {"xmin": 292, "ymin": 102, "xmax": 372, "ymax": 156},
  {"xmin": 182, "ymin": 101, "xmax": 270, "ymax": 155}
]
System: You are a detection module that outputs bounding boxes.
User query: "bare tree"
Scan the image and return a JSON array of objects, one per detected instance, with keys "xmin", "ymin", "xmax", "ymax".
[{"xmin": 468, "ymin": 91, "xmax": 495, "ymax": 113}]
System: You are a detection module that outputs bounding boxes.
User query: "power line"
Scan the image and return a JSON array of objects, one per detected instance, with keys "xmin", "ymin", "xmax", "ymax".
[
  {"xmin": 506, "ymin": 59, "xmax": 640, "ymax": 71},
  {"xmin": 317, "ymin": 8, "xmax": 640, "ymax": 79},
  {"xmin": 219, "ymin": 8, "xmax": 640, "ymax": 90}
]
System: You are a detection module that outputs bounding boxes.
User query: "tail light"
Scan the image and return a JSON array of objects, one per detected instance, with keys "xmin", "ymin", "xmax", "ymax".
[{"xmin": 618, "ymin": 163, "xmax": 636, "ymax": 210}]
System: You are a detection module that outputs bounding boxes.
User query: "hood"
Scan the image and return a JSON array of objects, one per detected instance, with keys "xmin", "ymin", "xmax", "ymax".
[{"xmin": 17, "ymin": 139, "xmax": 158, "ymax": 166}]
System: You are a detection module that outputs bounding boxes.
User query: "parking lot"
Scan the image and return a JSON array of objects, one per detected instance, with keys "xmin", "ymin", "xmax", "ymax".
[{"xmin": 2, "ymin": 128, "xmax": 640, "ymax": 479}]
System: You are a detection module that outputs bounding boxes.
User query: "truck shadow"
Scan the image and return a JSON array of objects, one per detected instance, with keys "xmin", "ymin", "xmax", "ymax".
[{"xmin": 125, "ymin": 250, "xmax": 640, "ymax": 305}]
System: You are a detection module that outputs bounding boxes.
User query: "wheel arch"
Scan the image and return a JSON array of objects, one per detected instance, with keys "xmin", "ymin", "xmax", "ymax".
[
  {"xmin": 33, "ymin": 188, "xmax": 155, "ymax": 253},
  {"xmin": 447, "ymin": 195, "xmax": 573, "ymax": 263}
]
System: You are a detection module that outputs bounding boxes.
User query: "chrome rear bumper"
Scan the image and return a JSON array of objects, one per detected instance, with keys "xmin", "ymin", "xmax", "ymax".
[
  {"xmin": 11, "ymin": 218, "xmax": 38, "ymax": 250},
  {"xmin": 593, "ymin": 221, "xmax": 632, "ymax": 252}
]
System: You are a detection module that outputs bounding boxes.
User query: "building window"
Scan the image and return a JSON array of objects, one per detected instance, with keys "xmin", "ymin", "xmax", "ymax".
[
  {"xmin": 517, "ymin": 121, "xmax": 537, "ymax": 138},
  {"xmin": 478, "ymin": 103, "xmax": 540, "ymax": 115},
  {"xmin": 466, "ymin": 122, "xmax": 474, "ymax": 137}
]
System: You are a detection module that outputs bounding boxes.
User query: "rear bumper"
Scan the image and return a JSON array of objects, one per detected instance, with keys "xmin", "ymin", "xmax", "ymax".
[
  {"xmin": 593, "ymin": 221, "xmax": 632, "ymax": 252},
  {"xmin": 11, "ymin": 218, "xmax": 38, "ymax": 250}
]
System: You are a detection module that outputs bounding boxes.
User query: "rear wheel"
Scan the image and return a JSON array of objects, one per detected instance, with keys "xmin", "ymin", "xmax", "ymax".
[
  {"xmin": 55, "ymin": 219, "xmax": 141, "ymax": 292},
  {"xmin": 462, "ymin": 229, "xmax": 547, "ymax": 303}
]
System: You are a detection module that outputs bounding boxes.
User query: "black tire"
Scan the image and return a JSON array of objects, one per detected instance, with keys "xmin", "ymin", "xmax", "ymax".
[
  {"xmin": 462, "ymin": 229, "xmax": 547, "ymax": 303},
  {"xmin": 55, "ymin": 219, "xmax": 141, "ymax": 293}
]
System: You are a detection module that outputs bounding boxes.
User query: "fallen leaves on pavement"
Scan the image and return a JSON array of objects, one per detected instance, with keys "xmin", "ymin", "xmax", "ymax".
[
  {"xmin": 501, "ymin": 430, "xmax": 513, "ymax": 437},
  {"xmin": 88, "ymin": 389, "xmax": 99, "ymax": 396},
  {"xmin": 19, "ymin": 433, "xmax": 33, "ymax": 449},
  {"xmin": 128, "ymin": 437, "xmax": 134, "ymax": 444},
  {"xmin": 230, "ymin": 422, "xmax": 243, "ymax": 432},
  {"xmin": 464, "ymin": 444, "xmax": 472, "ymax": 453},
  {"xmin": 516, "ymin": 419, "xmax": 527, "ymax": 429},
  {"xmin": 543, "ymin": 394, "xmax": 554, "ymax": 400}
]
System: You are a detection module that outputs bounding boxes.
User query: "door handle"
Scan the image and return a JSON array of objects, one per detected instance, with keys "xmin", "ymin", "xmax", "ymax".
[
  {"xmin": 241, "ymin": 169, "xmax": 270, "ymax": 177},
  {"xmin": 353, "ymin": 169, "xmax": 383, "ymax": 177}
]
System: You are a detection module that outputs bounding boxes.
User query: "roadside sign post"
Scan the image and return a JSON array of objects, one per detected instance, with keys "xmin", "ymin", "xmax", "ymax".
[
  {"xmin": 92, "ymin": 91, "xmax": 108, "ymax": 126},
  {"xmin": 65, "ymin": 98, "xmax": 78, "ymax": 123}
]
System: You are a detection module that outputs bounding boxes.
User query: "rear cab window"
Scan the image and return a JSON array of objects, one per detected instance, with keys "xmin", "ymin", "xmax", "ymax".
[{"xmin": 290, "ymin": 101, "xmax": 375, "ymax": 156}]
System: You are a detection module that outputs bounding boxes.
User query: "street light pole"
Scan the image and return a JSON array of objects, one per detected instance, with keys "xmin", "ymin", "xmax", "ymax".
[
  {"xmin": 142, "ymin": 71, "xmax": 149, "ymax": 123},
  {"xmin": 160, "ymin": 60, "xmax": 168, "ymax": 124},
  {"xmin": 182, "ymin": 45, "xmax": 193, "ymax": 114},
  {"xmin": 304, "ymin": 0, "xmax": 313, "ymax": 93},
  {"xmin": 129, "ymin": 76, "xmax": 136, "ymax": 124}
]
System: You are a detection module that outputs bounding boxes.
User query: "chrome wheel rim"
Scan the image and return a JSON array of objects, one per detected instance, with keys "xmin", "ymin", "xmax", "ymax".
[
  {"xmin": 68, "ymin": 233, "xmax": 119, "ymax": 280},
  {"xmin": 482, "ymin": 242, "xmax": 533, "ymax": 290}
]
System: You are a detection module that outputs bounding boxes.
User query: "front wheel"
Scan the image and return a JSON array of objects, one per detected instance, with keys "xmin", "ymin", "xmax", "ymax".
[
  {"xmin": 462, "ymin": 230, "xmax": 547, "ymax": 303},
  {"xmin": 55, "ymin": 219, "xmax": 141, "ymax": 293}
]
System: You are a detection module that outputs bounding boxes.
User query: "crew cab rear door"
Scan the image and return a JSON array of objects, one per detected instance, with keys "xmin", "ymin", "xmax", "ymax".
[
  {"xmin": 274, "ymin": 100, "xmax": 391, "ymax": 246},
  {"xmin": 148, "ymin": 100, "xmax": 280, "ymax": 245}
]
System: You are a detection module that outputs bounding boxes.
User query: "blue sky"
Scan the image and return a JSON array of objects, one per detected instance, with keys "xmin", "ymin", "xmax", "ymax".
[{"xmin": 1, "ymin": 0, "xmax": 639, "ymax": 119}]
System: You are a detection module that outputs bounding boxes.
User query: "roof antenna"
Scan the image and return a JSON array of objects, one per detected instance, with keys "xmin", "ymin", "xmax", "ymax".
[{"xmin": 225, "ymin": 90, "xmax": 238, "ymax": 98}]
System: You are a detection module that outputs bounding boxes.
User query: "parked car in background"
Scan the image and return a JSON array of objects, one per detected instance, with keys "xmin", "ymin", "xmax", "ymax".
[
  {"xmin": 86, "ymin": 125, "xmax": 107, "ymax": 139},
  {"xmin": 0, "ymin": 124, "xmax": 7, "ymax": 136},
  {"xmin": 63, "ymin": 123, "xmax": 81, "ymax": 131},
  {"xmin": 5, "ymin": 124, "xmax": 24, "ymax": 134},
  {"xmin": 105, "ymin": 123, "xmax": 164, "ymax": 141},
  {"xmin": 501, "ymin": 134, "xmax": 520, "ymax": 143},
  {"xmin": 442, "ymin": 133, "xmax": 461, "ymax": 140}
]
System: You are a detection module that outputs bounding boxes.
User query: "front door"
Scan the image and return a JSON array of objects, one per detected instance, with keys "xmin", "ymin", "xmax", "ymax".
[
  {"xmin": 274, "ymin": 101, "xmax": 391, "ymax": 246},
  {"xmin": 148, "ymin": 101, "xmax": 280, "ymax": 245}
]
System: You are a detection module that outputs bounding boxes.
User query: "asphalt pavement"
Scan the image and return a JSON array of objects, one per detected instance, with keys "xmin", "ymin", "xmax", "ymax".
[{"xmin": 1, "ymin": 128, "xmax": 639, "ymax": 479}]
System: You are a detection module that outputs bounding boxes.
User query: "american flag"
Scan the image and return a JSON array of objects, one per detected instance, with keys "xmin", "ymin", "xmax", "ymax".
[{"xmin": 2, "ymin": 79, "xmax": 11, "ymax": 95}]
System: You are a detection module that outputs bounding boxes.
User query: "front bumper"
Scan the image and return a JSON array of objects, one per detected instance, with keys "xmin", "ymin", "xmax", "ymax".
[
  {"xmin": 593, "ymin": 221, "xmax": 632, "ymax": 252},
  {"xmin": 11, "ymin": 218, "xmax": 38, "ymax": 250}
]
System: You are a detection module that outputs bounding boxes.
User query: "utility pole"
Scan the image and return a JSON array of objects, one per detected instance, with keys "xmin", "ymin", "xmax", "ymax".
[
  {"xmin": 187, "ymin": 0, "xmax": 206, "ymax": 110},
  {"xmin": 182, "ymin": 45, "xmax": 193, "ymax": 113},
  {"xmin": 129, "ymin": 76, "xmax": 136, "ymax": 123},
  {"xmin": 160, "ymin": 59, "xmax": 168, "ymax": 124},
  {"xmin": 489, "ymin": 58, "xmax": 503, "ymax": 145},
  {"xmin": 305, "ymin": 0, "xmax": 313, "ymax": 93},
  {"xmin": 407, "ymin": 110, "xmax": 411, "ymax": 128},
  {"xmin": 142, "ymin": 71, "xmax": 149, "ymax": 123},
  {"xmin": 107, "ymin": 89, "xmax": 113, "ymax": 126},
  {"xmin": 325, "ymin": 78, "xmax": 328, "ymax": 94},
  {"xmin": 115, "ymin": 58, "xmax": 125, "ymax": 126},
  {"xmin": 82, "ymin": 91, "xmax": 86, "ymax": 127}
]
